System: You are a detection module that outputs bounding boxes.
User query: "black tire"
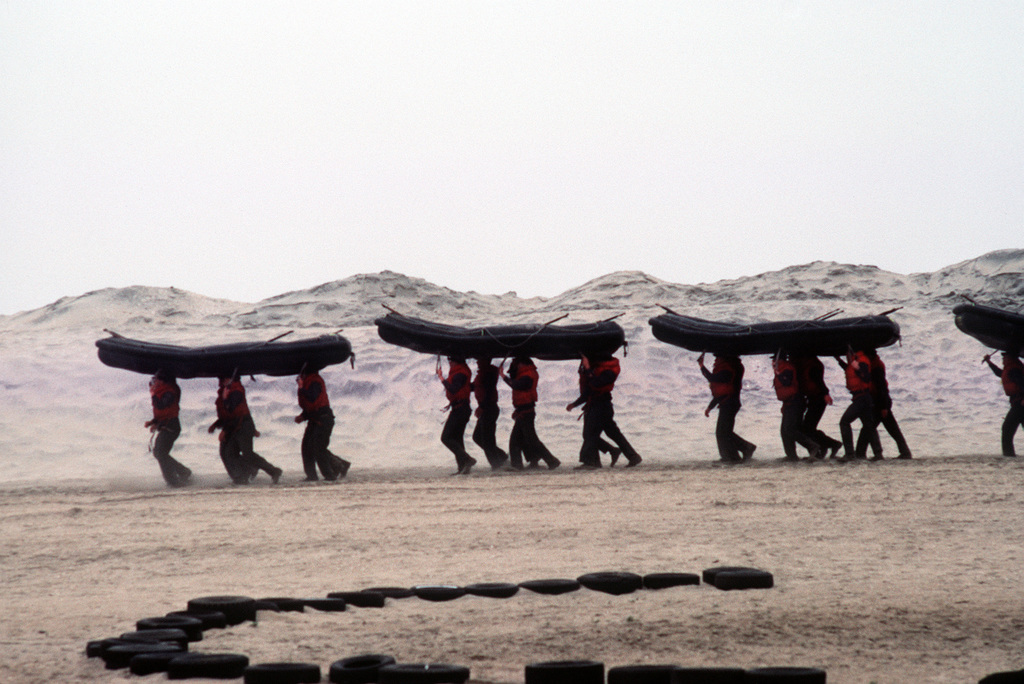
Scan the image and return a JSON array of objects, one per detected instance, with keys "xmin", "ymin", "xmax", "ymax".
[
  {"xmin": 518, "ymin": 579, "xmax": 581, "ymax": 595},
  {"xmin": 187, "ymin": 596, "xmax": 257, "ymax": 625},
  {"xmin": 120, "ymin": 628, "xmax": 190, "ymax": 648},
  {"xmin": 671, "ymin": 667, "xmax": 746, "ymax": 683},
  {"xmin": 130, "ymin": 650, "xmax": 186, "ymax": 676},
  {"xmin": 713, "ymin": 569, "xmax": 774, "ymax": 591},
  {"xmin": 979, "ymin": 671, "xmax": 1024, "ymax": 684},
  {"xmin": 465, "ymin": 582, "xmax": 520, "ymax": 599},
  {"xmin": 364, "ymin": 586, "xmax": 414, "ymax": 599},
  {"xmin": 608, "ymin": 664, "xmax": 679, "ymax": 684},
  {"xmin": 103, "ymin": 642, "xmax": 184, "ymax": 670},
  {"xmin": 411, "ymin": 585, "xmax": 467, "ymax": 602},
  {"xmin": 167, "ymin": 653, "xmax": 250, "ymax": 679},
  {"xmin": 643, "ymin": 572, "xmax": 700, "ymax": 589},
  {"xmin": 329, "ymin": 654, "xmax": 397, "ymax": 683},
  {"xmin": 256, "ymin": 599, "xmax": 282, "ymax": 611},
  {"xmin": 258, "ymin": 597, "xmax": 306, "ymax": 612},
  {"xmin": 244, "ymin": 662, "xmax": 322, "ymax": 684},
  {"xmin": 327, "ymin": 591, "xmax": 388, "ymax": 608},
  {"xmin": 86, "ymin": 637, "xmax": 134, "ymax": 658},
  {"xmin": 137, "ymin": 615, "xmax": 204, "ymax": 641},
  {"xmin": 85, "ymin": 639, "xmax": 115, "ymax": 658},
  {"xmin": 577, "ymin": 572, "xmax": 644, "ymax": 595},
  {"xmin": 525, "ymin": 660, "xmax": 604, "ymax": 684},
  {"xmin": 701, "ymin": 566, "xmax": 759, "ymax": 585},
  {"xmin": 744, "ymin": 667, "xmax": 826, "ymax": 683},
  {"xmin": 378, "ymin": 663, "xmax": 470, "ymax": 684},
  {"xmin": 167, "ymin": 609, "xmax": 228, "ymax": 630},
  {"xmin": 303, "ymin": 597, "xmax": 348, "ymax": 612}
]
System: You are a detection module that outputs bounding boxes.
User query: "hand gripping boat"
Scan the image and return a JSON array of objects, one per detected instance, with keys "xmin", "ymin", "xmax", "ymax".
[
  {"xmin": 374, "ymin": 312, "xmax": 626, "ymax": 361},
  {"xmin": 648, "ymin": 312, "xmax": 900, "ymax": 356},
  {"xmin": 953, "ymin": 302, "xmax": 1024, "ymax": 353},
  {"xmin": 96, "ymin": 332, "xmax": 353, "ymax": 378}
]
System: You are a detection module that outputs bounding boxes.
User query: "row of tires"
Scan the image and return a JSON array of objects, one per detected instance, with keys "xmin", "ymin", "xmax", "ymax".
[
  {"xmin": 85, "ymin": 590, "xmax": 1020, "ymax": 683},
  {"xmin": 85, "ymin": 569, "xmax": 775, "ymax": 681},
  {"xmin": 90, "ymin": 645, "xmax": 828, "ymax": 683}
]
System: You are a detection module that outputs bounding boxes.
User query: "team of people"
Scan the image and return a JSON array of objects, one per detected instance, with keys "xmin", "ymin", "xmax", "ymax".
[
  {"xmin": 434, "ymin": 353, "xmax": 642, "ymax": 474},
  {"xmin": 145, "ymin": 367, "xmax": 343, "ymax": 487},
  {"xmin": 700, "ymin": 346, "xmax": 915, "ymax": 464},
  {"xmin": 142, "ymin": 341, "xmax": 1021, "ymax": 487}
]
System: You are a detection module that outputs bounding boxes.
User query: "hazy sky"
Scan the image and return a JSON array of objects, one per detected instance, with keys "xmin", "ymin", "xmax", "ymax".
[{"xmin": 2, "ymin": 2, "xmax": 1021, "ymax": 315}]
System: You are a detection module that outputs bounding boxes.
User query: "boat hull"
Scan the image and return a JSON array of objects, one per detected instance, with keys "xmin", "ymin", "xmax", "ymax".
[
  {"xmin": 96, "ymin": 334, "xmax": 353, "ymax": 378},
  {"xmin": 374, "ymin": 314, "xmax": 625, "ymax": 361},
  {"xmin": 953, "ymin": 303, "xmax": 1024, "ymax": 353},
  {"xmin": 648, "ymin": 313, "xmax": 900, "ymax": 356}
]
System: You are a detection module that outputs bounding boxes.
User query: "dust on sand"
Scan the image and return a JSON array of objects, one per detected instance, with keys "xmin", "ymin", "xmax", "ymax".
[{"xmin": 1, "ymin": 456, "xmax": 1021, "ymax": 683}]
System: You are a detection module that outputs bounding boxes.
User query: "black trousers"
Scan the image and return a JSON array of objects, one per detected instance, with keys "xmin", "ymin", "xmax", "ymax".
[
  {"xmin": 780, "ymin": 396, "xmax": 820, "ymax": 459},
  {"xmin": 472, "ymin": 403, "xmax": 509, "ymax": 469},
  {"xmin": 857, "ymin": 405, "xmax": 912, "ymax": 458},
  {"xmin": 1002, "ymin": 398, "xmax": 1024, "ymax": 456},
  {"xmin": 441, "ymin": 402, "xmax": 474, "ymax": 470},
  {"xmin": 509, "ymin": 410, "xmax": 558, "ymax": 469},
  {"xmin": 579, "ymin": 398, "xmax": 638, "ymax": 467},
  {"xmin": 152, "ymin": 417, "xmax": 191, "ymax": 487},
  {"xmin": 840, "ymin": 393, "xmax": 880, "ymax": 459},
  {"xmin": 221, "ymin": 415, "xmax": 278, "ymax": 483},
  {"xmin": 302, "ymin": 408, "xmax": 349, "ymax": 480},
  {"xmin": 715, "ymin": 396, "xmax": 754, "ymax": 462},
  {"xmin": 803, "ymin": 396, "xmax": 842, "ymax": 451}
]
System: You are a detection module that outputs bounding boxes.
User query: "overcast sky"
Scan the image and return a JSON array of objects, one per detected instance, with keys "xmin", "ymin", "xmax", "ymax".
[{"xmin": 1, "ymin": 2, "xmax": 1021, "ymax": 315}]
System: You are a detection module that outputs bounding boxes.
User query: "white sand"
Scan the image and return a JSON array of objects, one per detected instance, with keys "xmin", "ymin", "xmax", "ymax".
[
  {"xmin": 1, "ymin": 250, "xmax": 1023, "ymax": 682},
  {"xmin": 1, "ymin": 459, "xmax": 1022, "ymax": 683}
]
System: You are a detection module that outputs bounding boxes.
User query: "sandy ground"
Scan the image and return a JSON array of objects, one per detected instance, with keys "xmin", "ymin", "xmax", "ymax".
[{"xmin": 1, "ymin": 456, "xmax": 1022, "ymax": 684}]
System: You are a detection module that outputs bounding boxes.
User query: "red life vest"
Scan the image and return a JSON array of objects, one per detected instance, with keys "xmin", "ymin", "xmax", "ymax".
[
  {"xmin": 845, "ymin": 351, "xmax": 872, "ymax": 395},
  {"xmin": 1002, "ymin": 357, "xmax": 1024, "ymax": 396},
  {"xmin": 217, "ymin": 380, "xmax": 250, "ymax": 421},
  {"xmin": 512, "ymin": 362, "xmax": 539, "ymax": 407},
  {"xmin": 795, "ymin": 356, "xmax": 827, "ymax": 398},
  {"xmin": 773, "ymin": 358, "xmax": 799, "ymax": 402},
  {"xmin": 149, "ymin": 377, "xmax": 180, "ymax": 421},
  {"xmin": 588, "ymin": 358, "xmax": 620, "ymax": 396},
  {"xmin": 445, "ymin": 361, "xmax": 472, "ymax": 404},
  {"xmin": 297, "ymin": 373, "xmax": 330, "ymax": 412},
  {"xmin": 709, "ymin": 356, "xmax": 739, "ymax": 399}
]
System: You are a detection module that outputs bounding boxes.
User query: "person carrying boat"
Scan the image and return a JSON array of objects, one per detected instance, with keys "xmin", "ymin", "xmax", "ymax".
[
  {"xmin": 500, "ymin": 356, "xmax": 561, "ymax": 470},
  {"xmin": 295, "ymin": 366, "xmax": 351, "ymax": 481},
  {"xmin": 567, "ymin": 353, "xmax": 642, "ymax": 468},
  {"xmin": 855, "ymin": 348, "xmax": 912, "ymax": 460},
  {"xmin": 793, "ymin": 354, "xmax": 843, "ymax": 458},
  {"xmin": 471, "ymin": 358, "xmax": 509, "ymax": 470},
  {"xmin": 699, "ymin": 352, "xmax": 756, "ymax": 462},
  {"xmin": 772, "ymin": 351, "xmax": 822, "ymax": 461},
  {"xmin": 208, "ymin": 375, "xmax": 283, "ymax": 484},
  {"xmin": 567, "ymin": 359, "xmax": 621, "ymax": 466},
  {"xmin": 437, "ymin": 356, "xmax": 477, "ymax": 475},
  {"xmin": 145, "ymin": 370, "xmax": 192, "ymax": 487},
  {"xmin": 834, "ymin": 347, "xmax": 881, "ymax": 461},
  {"xmin": 984, "ymin": 351, "xmax": 1024, "ymax": 457}
]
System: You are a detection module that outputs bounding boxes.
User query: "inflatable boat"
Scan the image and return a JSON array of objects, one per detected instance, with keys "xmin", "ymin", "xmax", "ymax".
[
  {"xmin": 648, "ymin": 313, "xmax": 900, "ymax": 356},
  {"xmin": 96, "ymin": 333, "xmax": 353, "ymax": 378},
  {"xmin": 953, "ymin": 303, "xmax": 1024, "ymax": 353},
  {"xmin": 374, "ymin": 313, "xmax": 625, "ymax": 361}
]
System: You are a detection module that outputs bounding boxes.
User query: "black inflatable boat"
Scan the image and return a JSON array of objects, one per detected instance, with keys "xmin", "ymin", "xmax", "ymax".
[
  {"xmin": 648, "ymin": 313, "xmax": 900, "ymax": 356},
  {"xmin": 374, "ymin": 313, "xmax": 625, "ymax": 361},
  {"xmin": 953, "ymin": 303, "xmax": 1024, "ymax": 353},
  {"xmin": 96, "ymin": 333, "xmax": 353, "ymax": 378}
]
